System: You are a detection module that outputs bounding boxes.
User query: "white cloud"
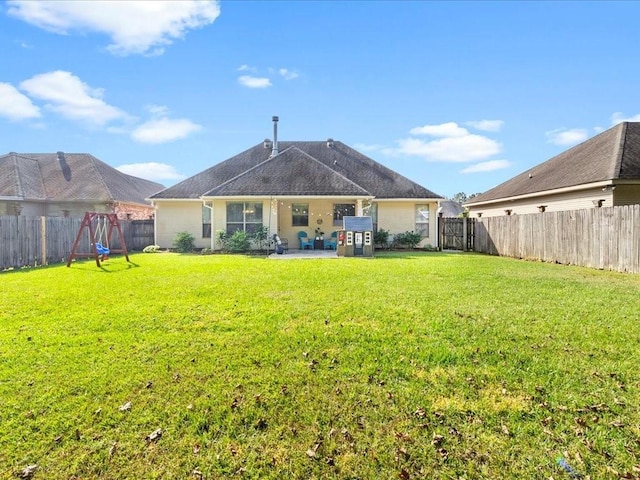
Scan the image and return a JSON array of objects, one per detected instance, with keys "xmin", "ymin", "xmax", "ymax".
[
  {"xmin": 237, "ymin": 64, "xmax": 256, "ymax": 73},
  {"xmin": 19, "ymin": 70, "xmax": 129, "ymax": 125},
  {"xmin": 279, "ymin": 68, "xmax": 299, "ymax": 80},
  {"xmin": 545, "ymin": 128, "xmax": 588, "ymax": 146},
  {"xmin": 116, "ymin": 162, "xmax": 186, "ymax": 182},
  {"xmin": 397, "ymin": 135, "xmax": 501, "ymax": 162},
  {"xmin": 131, "ymin": 117, "xmax": 202, "ymax": 144},
  {"xmin": 465, "ymin": 120, "xmax": 504, "ymax": 132},
  {"xmin": 397, "ymin": 121, "xmax": 502, "ymax": 163},
  {"xmin": 460, "ymin": 160, "xmax": 511, "ymax": 173},
  {"xmin": 7, "ymin": 0, "xmax": 220, "ymax": 56},
  {"xmin": 611, "ymin": 112, "xmax": 640, "ymax": 124},
  {"xmin": 146, "ymin": 104, "xmax": 170, "ymax": 117},
  {"xmin": 238, "ymin": 75, "xmax": 272, "ymax": 89},
  {"xmin": 0, "ymin": 82, "xmax": 41, "ymax": 121},
  {"xmin": 409, "ymin": 122, "xmax": 468, "ymax": 137}
]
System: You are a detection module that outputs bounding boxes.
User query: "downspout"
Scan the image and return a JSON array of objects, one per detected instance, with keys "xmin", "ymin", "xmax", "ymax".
[{"xmin": 151, "ymin": 201, "xmax": 158, "ymax": 246}]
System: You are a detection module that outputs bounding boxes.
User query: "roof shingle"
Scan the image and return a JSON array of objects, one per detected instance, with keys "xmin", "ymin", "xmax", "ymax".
[
  {"xmin": 151, "ymin": 141, "xmax": 442, "ymax": 200},
  {"xmin": 0, "ymin": 152, "xmax": 164, "ymax": 205}
]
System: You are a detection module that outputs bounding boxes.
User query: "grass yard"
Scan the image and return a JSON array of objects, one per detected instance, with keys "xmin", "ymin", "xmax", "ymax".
[{"xmin": 1, "ymin": 252, "xmax": 639, "ymax": 479}]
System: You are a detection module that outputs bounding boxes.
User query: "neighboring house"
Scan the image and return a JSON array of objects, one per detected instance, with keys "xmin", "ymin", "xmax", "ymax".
[
  {"xmin": 150, "ymin": 122, "xmax": 443, "ymax": 250},
  {"xmin": 438, "ymin": 200, "xmax": 464, "ymax": 218},
  {"xmin": 0, "ymin": 152, "xmax": 164, "ymax": 219},
  {"xmin": 466, "ymin": 122, "xmax": 640, "ymax": 217}
]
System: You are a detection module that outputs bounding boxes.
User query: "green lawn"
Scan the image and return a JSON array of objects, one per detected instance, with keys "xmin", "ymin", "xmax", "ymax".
[{"xmin": 1, "ymin": 252, "xmax": 639, "ymax": 479}]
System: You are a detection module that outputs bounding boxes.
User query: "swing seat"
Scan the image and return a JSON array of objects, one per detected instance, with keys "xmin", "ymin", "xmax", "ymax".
[{"xmin": 96, "ymin": 243, "xmax": 110, "ymax": 256}]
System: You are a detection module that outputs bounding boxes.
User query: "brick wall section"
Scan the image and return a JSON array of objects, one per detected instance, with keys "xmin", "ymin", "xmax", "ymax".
[{"xmin": 114, "ymin": 202, "xmax": 155, "ymax": 220}]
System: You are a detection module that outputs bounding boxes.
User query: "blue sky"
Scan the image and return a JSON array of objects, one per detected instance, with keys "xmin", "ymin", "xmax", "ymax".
[{"xmin": 2, "ymin": 1, "xmax": 640, "ymax": 199}]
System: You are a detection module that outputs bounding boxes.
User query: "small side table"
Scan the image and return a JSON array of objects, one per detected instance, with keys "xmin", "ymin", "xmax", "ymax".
[{"xmin": 313, "ymin": 239, "xmax": 323, "ymax": 250}]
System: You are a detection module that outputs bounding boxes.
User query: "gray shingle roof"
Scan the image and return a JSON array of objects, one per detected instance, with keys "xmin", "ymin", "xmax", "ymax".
[
  {"xmin": 469, "ymin": 122, "xmax": 640, "ymax": 205},
  {"xmin": 0, "ymin": 152, "xmax": 164, "ymax": 205},
  {"xmin": 151, "ymin": 141, "xmax": 442, "ymax": 200}
]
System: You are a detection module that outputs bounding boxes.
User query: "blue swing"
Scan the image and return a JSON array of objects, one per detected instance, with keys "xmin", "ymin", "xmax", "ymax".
[
  {"xmin": 95, "ymin": 242, "xmax": 110, "ymax": 256},
  {"xmin": 94, "ymin": 217, "xmax": 110, "ymax": 259}
]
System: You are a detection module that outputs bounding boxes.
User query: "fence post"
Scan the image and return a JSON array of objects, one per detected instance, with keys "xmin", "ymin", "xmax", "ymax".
[{"xmin": 40, "ymin": 216, "xmax": 47, "ymax": 265}]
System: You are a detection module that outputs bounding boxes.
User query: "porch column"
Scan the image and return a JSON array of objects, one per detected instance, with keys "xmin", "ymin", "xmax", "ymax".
[{"xmin": 356, "ymin": 199, "xmax": 363, "ymax": 216}]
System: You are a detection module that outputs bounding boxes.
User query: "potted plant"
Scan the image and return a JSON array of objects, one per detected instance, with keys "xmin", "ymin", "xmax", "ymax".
[{"xmin": 315, "ymin": 227, "xmax": 324, "ymax": 240}]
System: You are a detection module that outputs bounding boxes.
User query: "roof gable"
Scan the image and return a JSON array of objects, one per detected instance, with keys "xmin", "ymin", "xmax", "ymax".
[
  {"xmin": 469, "ymin": 122, "xmax": 640, "ymax": 204},
  {"xmin": 152, "ymin": 140, "xmax": 442, "ymax": 200}
]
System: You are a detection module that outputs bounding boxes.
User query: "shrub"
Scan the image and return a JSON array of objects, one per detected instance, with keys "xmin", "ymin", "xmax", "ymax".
[
  {"xmin": 143, "ymin": 245, "xmax": 161, "ymax": 253},
  {"xmin": 374, "ymin": 229, "xmax": 391, "ymax": 249},
  {"xmin": 201, "ymin": 248, "xmax": 213, "ymax": 255},
  {"xmin": 227, "ymin": 230, "xmax": 250, "ymax": 253},
  {"xmin": 173, "ymin": 232, "xmax": 195, "ymax": 253},
  {"xmin": 252, "ymin": 225, "xmax": 269, "ymax": 251},
  {"xmin": 215, "ymin": 230, "xmax": 229, "ymax": 252},
  {"xmin": 393, "ymin": 231, "xmax": 423, "ymax": 249}
]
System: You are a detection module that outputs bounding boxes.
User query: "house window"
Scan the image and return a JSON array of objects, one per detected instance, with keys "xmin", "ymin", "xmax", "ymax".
[
  {"xmin": 202, "ymin": 204, "xmax": 212, "ymax": 238},
  {"xmin": 226, "ymin": 202, "xmax": 263, "ymax": 234},
  {"xmin": 333, "ymin": 203, "xmax": 355, "ymax": 226},
  {"xmin": 292, "ymin": 203, "xmax": 309, "ymax": 226},
  {"xmin": 415, "ymin": 204, "xmax": 430, "ymax": 237}
]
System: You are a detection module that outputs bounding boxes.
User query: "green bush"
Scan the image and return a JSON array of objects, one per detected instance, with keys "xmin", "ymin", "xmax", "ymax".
[
  {"xmin": 227, "ymin": 230, "xmax": 250, "ymax": 253},
  {"xmin": 215, "ymin": 230, "xmax": 229, "ymax": 252},
  {"xmin": 374, "ymin": 229, "xmax": 391, "ymax": 249},
  {"xmin": 252, "ymin": 225, "xmax": 269, "ymax": 250},
  {"xmin": 200, "ymin": 248, "xmax": 213, "ymax": 255},
  {"xmin": 142, "ymin": 245, "xmax": 161, "ymax": 253},
  {"xmin": 173, "ymin": 231, "xmax": 195, "ymax": 253},
  {"xmin": 393, "ymin": 231, "xmax": 423, "ymax": 249}
]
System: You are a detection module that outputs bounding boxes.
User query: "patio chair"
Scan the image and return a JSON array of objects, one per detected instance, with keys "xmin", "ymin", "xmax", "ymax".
[
  {"xmin": 297, "ymin": 231, "xmax": 314, "ymax": 250},
  {"xmin": 324, "ymin": 231, "xmax": 338, "ymax": 250}
]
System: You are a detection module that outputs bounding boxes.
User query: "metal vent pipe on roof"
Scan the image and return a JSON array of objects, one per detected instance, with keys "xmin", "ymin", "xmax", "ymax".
[{"xmin": 271, "ymin": 116, "xmax": 279, "ymax": 157}]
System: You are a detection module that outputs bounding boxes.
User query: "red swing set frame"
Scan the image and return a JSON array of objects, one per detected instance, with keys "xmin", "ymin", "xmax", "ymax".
[{"xmin": 67, "ymin": 212, "xmax": 130, "ymax": 267}]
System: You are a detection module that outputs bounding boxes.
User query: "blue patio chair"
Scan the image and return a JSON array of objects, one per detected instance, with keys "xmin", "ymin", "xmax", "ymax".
[
  {"xmin": 324, "ymin": 231, "xmax": 338, "ymax": 250},
  {"xmin": 297, "ymin": 231, "xmax": 314, "ymax": 250}
]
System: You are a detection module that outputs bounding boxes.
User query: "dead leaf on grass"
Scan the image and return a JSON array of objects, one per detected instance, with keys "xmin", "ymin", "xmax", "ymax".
[
  {"xmin": 145, "ymin": 428, "xmax": 163, "ymax": 443},
  {"xmin": 19, "ymin": 465, "xmax": 38, "ymax": 479},
  {"xmin": 306, "ymin": 442, "xmax": 321, "ymax": 458},
  {"xmin": 118, "ymin": 401, "xmax": 131, "ymax": 412},
  {"xmin": 109, "ymin": 442, "xmax": 117, "ymax": 456}
]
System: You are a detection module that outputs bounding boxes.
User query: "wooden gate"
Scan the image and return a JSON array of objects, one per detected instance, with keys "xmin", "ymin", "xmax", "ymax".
[{"xmin": 440, "ymin": 217, "xmax": 475, "ymax": 250}]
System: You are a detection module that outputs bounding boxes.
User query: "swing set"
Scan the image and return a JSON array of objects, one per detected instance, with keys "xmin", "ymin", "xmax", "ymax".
[{"xmin": 67, "ymin": 212, "xmax": 130, "ymax": 267}]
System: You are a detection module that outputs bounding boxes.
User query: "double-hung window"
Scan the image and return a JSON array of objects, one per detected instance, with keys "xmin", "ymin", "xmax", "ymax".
[
  {"xmin": 226, "ymin": 202, "xmax": 263, "ymax": 234},
  {"xmin": 292, "ymin": 203, "xmax": 309, "ymax": 227},
  {"xmin": 415, "ymin": 204, "xmax": 430, "ymax": 236},
  {"xmin": 202, "ymin": 204, "xmax": 212, "ymax": 238}
]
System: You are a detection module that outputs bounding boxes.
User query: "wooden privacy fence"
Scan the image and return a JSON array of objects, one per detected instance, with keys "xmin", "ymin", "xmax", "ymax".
[
  {"xmin": 473, "ymin": 204, "xmax": 640, "ymax": 274},
  {"xmin": 0, "ymin": 216, "xmax": 154, "ymax": 270}
]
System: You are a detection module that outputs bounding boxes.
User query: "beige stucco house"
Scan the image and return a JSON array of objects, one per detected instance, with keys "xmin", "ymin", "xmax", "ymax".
[
  {"xmin": 149, "ymin": 121, "xmax": 443, "ymax": 250},
  {"xmin": 465, "ymin": 122, "xmax": 640, "ymax": 217},
  {"xmin": 0, "ymin": 151, "xmax": 164, "ymax": 219}
]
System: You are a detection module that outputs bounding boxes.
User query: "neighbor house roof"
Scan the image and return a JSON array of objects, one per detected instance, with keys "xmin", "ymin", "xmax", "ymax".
[
  {"xmin": 150, "ymin": 140, "xmax": 442, "ymax": 200},
  {"xmin": 467, "ymin": 122, "xmax": 640, "ymax": 205},
  {"xmin": 0, "ymin": 152, "xmax": 164, "ymax": 205}
]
